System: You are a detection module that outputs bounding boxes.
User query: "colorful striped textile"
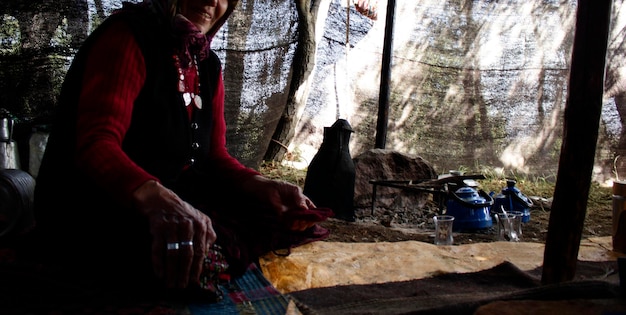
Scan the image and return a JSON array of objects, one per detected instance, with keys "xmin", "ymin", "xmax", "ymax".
[
  {"xmin": 0, "ymin": 246, "xmax": 300, "ymax": 315},
  {"xmin": 189, "ymin": 264, "xmax": 293, "ymax": 315}
]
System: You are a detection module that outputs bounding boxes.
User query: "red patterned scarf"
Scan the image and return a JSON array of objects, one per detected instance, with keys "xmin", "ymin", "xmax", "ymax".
[{"xmin": 138, "ymin": 0, "xmax": 238, "ymax": 66}]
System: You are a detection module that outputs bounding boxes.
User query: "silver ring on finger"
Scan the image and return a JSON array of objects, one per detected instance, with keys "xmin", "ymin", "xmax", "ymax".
[
  {"xmin": 166, "ymin": 242, "xmax": 180, "ymax": 250},
  {"xmin": 179, "ymin": 241, "xmax": 194, "ymax": 247}
]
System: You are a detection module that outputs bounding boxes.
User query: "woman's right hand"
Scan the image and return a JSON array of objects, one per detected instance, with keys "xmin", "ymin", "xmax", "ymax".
[{"xmin": 132, "ymin": 180, "xmax": 217, "ymax": 289}]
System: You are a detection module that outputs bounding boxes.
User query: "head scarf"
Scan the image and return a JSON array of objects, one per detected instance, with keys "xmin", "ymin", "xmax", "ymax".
[{"xmin": 138, "ymin": 0, "xmax": 239, "ymax": 65}]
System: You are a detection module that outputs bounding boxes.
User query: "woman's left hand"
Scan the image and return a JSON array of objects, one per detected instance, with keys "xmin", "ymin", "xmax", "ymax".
[{"xmin": 243, "ymin": 175, "xmax": 318, "ymax": 231}]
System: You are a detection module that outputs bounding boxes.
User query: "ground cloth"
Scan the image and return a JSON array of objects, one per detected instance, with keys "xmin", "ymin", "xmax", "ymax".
[
  {"xmin": 260, "ymin": 238, "xmax": 620, "ymax": 293},
  {"xmin": 0, "ymin": 247, "xmax": 300, "ymax": 315},
  {"xmin": 261, "ymin": 238, "xmax": 625, "ymax": 315},
  {"xmin": 288, "ymin": 260, "xmax": 625, "ymax": 315}
]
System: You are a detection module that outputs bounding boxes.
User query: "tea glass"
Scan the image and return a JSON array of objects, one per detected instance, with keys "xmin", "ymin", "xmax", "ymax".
[
  {"xmin": 433, "ymin": 215, "xmax": 455, "ymax": 245},
  {"xmin": 496, "ymin": 213, "xmax": 520, "ymax": 242}
]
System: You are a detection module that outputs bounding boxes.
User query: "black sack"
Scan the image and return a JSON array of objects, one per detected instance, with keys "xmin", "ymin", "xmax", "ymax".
[{"xmin": 303, "ymin": 119, "xmax": 356, "ymax": 221}]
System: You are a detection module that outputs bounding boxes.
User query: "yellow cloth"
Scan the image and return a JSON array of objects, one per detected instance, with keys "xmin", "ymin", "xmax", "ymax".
[{"xmin": 259, "ymin": 236, "xmax": 621, "ymax": 293}]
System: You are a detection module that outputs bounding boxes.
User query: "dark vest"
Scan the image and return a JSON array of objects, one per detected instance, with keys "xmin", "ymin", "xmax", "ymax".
[
  {"xmin": 33, "ymin": 7, "xmax": 221, "ymax": 253},
  {"xmin": 24, "ymin": 7, "xmax": 234, "ymax": 291}
]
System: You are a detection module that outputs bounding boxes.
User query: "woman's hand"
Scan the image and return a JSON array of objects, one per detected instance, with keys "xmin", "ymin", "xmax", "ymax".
[
  {"xmin": 242, "ymin": 175, "xmax": 318, "ymax": 231},
  {"xmin": 132, "ymin": 180, "xmax": 217, "ymax": 289}
]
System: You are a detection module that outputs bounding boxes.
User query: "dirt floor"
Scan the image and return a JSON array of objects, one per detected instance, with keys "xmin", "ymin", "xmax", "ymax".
[{"xmin": 319, "ymin": 193, "xmax": 614, "ymax": 245}]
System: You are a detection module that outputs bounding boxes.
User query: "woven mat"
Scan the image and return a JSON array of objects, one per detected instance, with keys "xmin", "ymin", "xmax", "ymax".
[{"xmin": 289, "ymin": 261, "xmax": 625, "ymax": 315}]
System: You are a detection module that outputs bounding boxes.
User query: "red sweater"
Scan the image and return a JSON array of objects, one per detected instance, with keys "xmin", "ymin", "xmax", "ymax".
[{"xmin": 76, "ymin": 21, "xmax": 259, "ymax": 206}]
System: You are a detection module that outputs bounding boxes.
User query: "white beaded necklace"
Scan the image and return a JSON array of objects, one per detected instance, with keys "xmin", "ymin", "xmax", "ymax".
[{"xmin": 173, "ymin": 54, "xmax": 202, "ymax": 109}]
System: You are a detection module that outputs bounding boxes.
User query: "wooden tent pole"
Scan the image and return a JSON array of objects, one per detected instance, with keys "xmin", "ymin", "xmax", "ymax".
[
  {"xmin": 541, "ymin": 0, "xmax": 613, "ymax": 284},
  {"xmin": 374, "ymin": 0, "xmax": 396, "ymax": 149}
]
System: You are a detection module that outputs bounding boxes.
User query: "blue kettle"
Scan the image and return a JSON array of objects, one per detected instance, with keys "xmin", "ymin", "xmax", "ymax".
[
  {"xmin": 446, "ymin": 184, "xmax": 493, "ymax": 231},
  {"xmin": 490, "ymin": 179, "xmax": 533, "ymax": 223}
]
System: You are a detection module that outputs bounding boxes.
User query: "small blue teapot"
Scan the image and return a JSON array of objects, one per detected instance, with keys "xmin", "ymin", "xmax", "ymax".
[
  {"xmin": 490, "ymin": 179, "xmax": 533, "ymax": 223},
  {"xmin": 446, "ymin": 184, "xmax": 493, "ymax": 231}
]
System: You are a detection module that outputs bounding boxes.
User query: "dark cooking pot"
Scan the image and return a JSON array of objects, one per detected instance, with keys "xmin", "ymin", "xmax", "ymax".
[{"xmin": 0, "ymin": 169, "xmax": 35, "ymax": 240}]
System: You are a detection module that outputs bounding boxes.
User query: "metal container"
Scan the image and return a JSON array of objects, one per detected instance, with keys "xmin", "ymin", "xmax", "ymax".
[
  {"xmin": 0, "ymin": 117, "xmax": 20, "ymax": 170},
  {"xmin": 29, "ymin": 125, "xmax": 50, "ymax": 178},
  {"xmin": 612, "ymin": 181, "xmax": 626, "ymax": 253},
  {"xmin": 0, "ymin": 118, "xmax": 10, "ymax": 141}
]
